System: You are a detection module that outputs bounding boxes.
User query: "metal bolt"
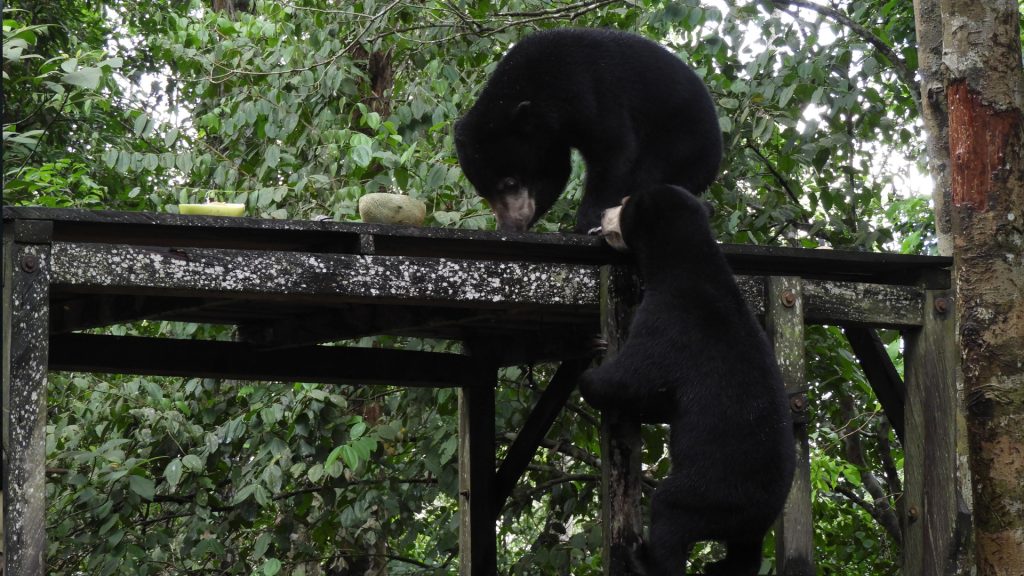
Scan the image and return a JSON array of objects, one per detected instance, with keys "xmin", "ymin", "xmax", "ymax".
[
  {"xmin": 934, "ymin": 297, "xmax": 949, "ymax": 314},
  {"xmin": 21, "ymin": 254, "xmax": 38, "ymax": 273},
  {"xmin": 781, "ymin": 290, "xmax": 797, "ymax": 308},
  {"xmin": 907, "ymin": 506, "xmax": 919, "ymax": 523},
  {"xmin": 790, "ymin": 396, "xmax": 806, "ymax": 412}
]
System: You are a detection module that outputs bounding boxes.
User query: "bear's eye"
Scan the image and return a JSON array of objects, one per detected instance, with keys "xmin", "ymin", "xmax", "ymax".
[{"xmin": 499, "ymin": 177, "xmax": 518, "ymax": 191}]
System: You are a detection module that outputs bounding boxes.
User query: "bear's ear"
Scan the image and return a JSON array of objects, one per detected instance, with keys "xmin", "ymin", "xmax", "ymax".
[{"xmin": 511, "ymin": 100, "xmax": 533, "ymax": 130}]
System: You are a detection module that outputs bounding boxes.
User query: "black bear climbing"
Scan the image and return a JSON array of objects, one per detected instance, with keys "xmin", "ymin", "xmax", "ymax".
[
  {"xmin": 454, "ymin": 28, "xmax": 722, "ymax": 232},
  {"xmin": 579, "ymin": 185, "xmax": 795, "ymax": 575}
]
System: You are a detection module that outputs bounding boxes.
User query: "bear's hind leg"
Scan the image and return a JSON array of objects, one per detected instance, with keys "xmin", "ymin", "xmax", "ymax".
[
  {"xmin": 703, "ymin": 535, "xmax": 764, "ymax": 576},
  {"xmin": 644, "ymin": 475, "xmax": 708, "ymax": 575}
]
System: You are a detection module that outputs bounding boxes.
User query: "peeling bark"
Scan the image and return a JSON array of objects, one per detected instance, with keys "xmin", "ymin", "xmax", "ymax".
[{"xmin": 939, "ymin": 1, "xmax": 1024, "ymax": 574}]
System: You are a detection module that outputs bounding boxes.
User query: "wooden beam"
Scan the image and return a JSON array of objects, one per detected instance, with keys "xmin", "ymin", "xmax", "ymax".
[
  {"xmin": 50, "ymin": 295, "xmax": 209, "ymax": 334},
  {"xmin": 458, "ymin": 359, "xmax": 497, "ymax": 576},
  {"xmin": 493, "ymin": 356, "xmax": 591, "ymax": 514},
  {"xmin": 903, "ymin": 289, "xmax": 966, "ymax": 575},
  {"xmin": 3, "ymin": 236, "xmax": 51, "ymax": 576},
  {"xmin": 843, "ymin": 326, "xmax": 907, "ymax": 442},
  {"xmin": 48, "ymin": 242, "xmax": 600, "ymax": 310},
  {"xmin": 766, "ymin": 277, "xmax": 815, "ymax": 576},
  {"xmin": 597, "ymin": 266, "xmax": 644, "ymax": 576},
  {"xmin": 5, "ymin": 206, "xmax": 953, "ymax": 287},
  {"xmin": 49, "ymin": 333, "xmax": 472, "ymax": 387}
]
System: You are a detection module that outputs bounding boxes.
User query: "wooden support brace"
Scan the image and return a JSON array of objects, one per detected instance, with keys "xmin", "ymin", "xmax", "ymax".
[
  {"xmin": 844, "ymin": 326, "xmax": 907, "ymax": 443},
  {"xmin": 48, "ymin": 333, "xmax": 472, "ymax": 387},
  {"xmin": 767, "ymin": 276, "xmax": 815, "ymax": 576},
  {"xmin": 493, "ymin": 356, "xmax": 591, "ymax": 515},
  {"xmin": 597, "ymin": 266, "xmax": 644, "ymax": 575},
  {"xmin": 3, "ymin": 228, "xmax": 52, "ymax": 576},
  {"xmin": 458, "ymin": 359, "xmax": 497, "ymax": 576},
  {"xmin": 903, "ymin": 289, "xmax": 966, "ymax": 575}
]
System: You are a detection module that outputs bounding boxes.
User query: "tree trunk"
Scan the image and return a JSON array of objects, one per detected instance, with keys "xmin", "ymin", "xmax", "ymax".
[
  {"xmin": 913, "ymin": 0, "xmax": 954, "ymax": 256},
  {"xmin": 936, "ymin": 1, "xmax": 1024, "ymax": 575}
]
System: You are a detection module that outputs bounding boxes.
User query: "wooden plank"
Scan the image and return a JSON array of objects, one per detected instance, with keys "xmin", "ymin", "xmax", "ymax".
[
  {"xmin": 903, "ymin": 289, "xmax": 965, "ymax": 575},
  {"xmin": 49, "ymin": 333, "xmax": 472, "ymax": 387},
  {"xmin": 717, "ymin": 277, "xmax": 923, "ymax": 328},
  {"xmin": 802, "ymin": 279, "xmax": 923, "ymax": 327},
  {"xmin": 597, "ymin": 266, "xmax": 644, "ymax": 576},
  {"xmin": 50, "ymin": 295, "xmax": 206, "ymax": 334},
  {"xmin": 493, "ymin": 356, "xmax": 591, "ymax": 514},
  {"xmin": 4, "ymin": 207, "xmax": 952, "ymax": 285},
  {"xmin": 48, "ymin": 242, "xmax": 600, "ymax": 309},
  {"xmin": 3, "ymin": 239, "xmax": 51, "ymax": 576},
  {"xmin": 766, "ymin": 277, "xmax": 815, "ymax": 576},
  {"xmin": 458, "ymin": 360, "xmax": 497, "ymax": 576},
  {"xmin": 844, "ymin": 326, "xmax": 907, "ymax": 442}
]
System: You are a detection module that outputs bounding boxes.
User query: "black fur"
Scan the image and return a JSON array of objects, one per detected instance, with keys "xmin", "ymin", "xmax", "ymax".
[
  {"xmin": 454, "ymin": 28, "xmax": 722, "ymax": 232},
  {"xmin": 579, "ymin": 185, "xmax": 795, "ymax": 575}
]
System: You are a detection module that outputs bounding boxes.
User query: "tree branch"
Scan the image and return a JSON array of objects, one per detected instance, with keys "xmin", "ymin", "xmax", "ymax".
[{"xmin": 772, "ymin": 0, "xmax": 922, "ymax": 116}]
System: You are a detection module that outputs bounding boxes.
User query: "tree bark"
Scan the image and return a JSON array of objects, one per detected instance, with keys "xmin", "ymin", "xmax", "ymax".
[
  {"xmin": 913, "ymin": 0, "xmax": 954, "ymax": 256},
  {"xmin": 936, "ymin": 1, "xmax": 1024, "ymax": 575}
]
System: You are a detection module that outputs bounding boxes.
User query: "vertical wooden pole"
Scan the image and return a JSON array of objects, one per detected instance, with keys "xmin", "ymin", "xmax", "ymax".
[
  {"xmin": 766, "ymin": 276, "xmax": 815, "ymax": 576},
  {"xmin": 904, "ymin": 289, "xmax": 964, "ymax": 575},
  {"xmin": 458, "ymin": 359, "xmax": 496, "ymax": 576},
  {"xmin": 3, "ymin": 221, "xmax": 52, "ymax": 576},
  {"xmin": 597, "ymin": 266, "xmax": 643, "ymax": 576}
]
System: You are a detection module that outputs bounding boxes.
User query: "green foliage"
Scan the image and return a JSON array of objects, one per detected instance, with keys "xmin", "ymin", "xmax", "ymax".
[{"xmin": 5, "ymin": 0, "xmax": 937, "ymax": 573}]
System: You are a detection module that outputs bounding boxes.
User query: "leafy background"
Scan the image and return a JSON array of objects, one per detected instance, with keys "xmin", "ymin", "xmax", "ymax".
[{"xmin": 3, "ymin": 0, "xmax": 985, "ymax": 573}]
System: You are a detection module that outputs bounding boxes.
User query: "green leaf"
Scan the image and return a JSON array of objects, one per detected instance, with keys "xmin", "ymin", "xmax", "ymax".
[
  {"xmin": 254, "ymin": 533, "xmax": 272, "ymax": 558},
  {"xmin": 181, "ymin": 454, "xmax": 203, "ymax": 471},
  {"xmin": 350, "ymin": 145, "xmax": 372, "ymax": 168},
  {"xmin": 163, "ymin": 458, "xmax": 183, "ymax": 489},
  {"xmin": 164, "ymin": 128, "xmax": 179, "ymax": 147},
  {"xmin": 128, "ymin": 475, "xmax": 155, "ymax": 500},
  {"xmin": 62, "ymin": 67, "xmax": 101, "ymax": 90},
  {"xmin": 263, "ymin": 558, "xmax": 282, "ymax": 576},
  {"xmin": 324, "ymin": 445, "xmax": 345, "ymax": 470},
  {"xmin": 231, "ymin": 484, "xmax": 256, "ymax": 505},
  {"xmin": 266, "ymin": 144, "xmax": 281, "ymax": 168}
]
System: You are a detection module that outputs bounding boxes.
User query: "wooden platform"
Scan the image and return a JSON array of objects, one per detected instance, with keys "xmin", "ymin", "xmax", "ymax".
[{"xmin": 2, "ymin": 206, "xmax": 962, "ymax": 575}]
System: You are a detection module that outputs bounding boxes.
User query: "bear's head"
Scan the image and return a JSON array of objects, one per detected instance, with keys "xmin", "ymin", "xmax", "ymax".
[
  {"xmin": 598, "ymin": 185, "xmax": 715, "ymax": 254},
  {"xmin": 454, "ymin": 101, "xmax": 571, "ymax": 232}
]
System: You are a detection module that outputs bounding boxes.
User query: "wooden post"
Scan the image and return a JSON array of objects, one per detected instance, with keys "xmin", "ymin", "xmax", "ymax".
[
  {"xmin": 597, "ymin": 265, "xmax": 644, "ymax": 575},
  {"xmin": 3, "ymin": 221, "xmax": 53, "ymax": 576},
  {"xmin": 903, "ymin": 289, "xmax": 965, "ymax": 575},
  {"xmin": 766, "ymin": 276, "xmax": 815, "ymax": 576},
  {"xmin": 458, "ymin": 359, "xmax": 496, "ymax": 576}
]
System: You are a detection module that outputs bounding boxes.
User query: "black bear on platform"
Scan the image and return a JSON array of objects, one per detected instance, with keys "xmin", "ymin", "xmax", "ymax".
[
  {"xmin": 579, "ymin": 185, "xmax": 795, "ymax": 576},
  {"xmin": 454, "ymin": 28, "xmax": 722, "ymax": 233}
]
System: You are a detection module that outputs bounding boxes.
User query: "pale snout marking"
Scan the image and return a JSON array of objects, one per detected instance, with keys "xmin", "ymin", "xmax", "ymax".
[{"xmin": 491, "ymin": 187, "xmax": 536, "ymax": 232}]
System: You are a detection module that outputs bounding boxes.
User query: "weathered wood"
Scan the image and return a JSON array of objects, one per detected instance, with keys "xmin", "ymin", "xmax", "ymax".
[
  {"xmin": 766, "ymin": 277, "xmax": 815, "ymax": 576},
  {"xmin": 737, "ymin": 277, "xmax": 924, "ymax": 327},
  {"xmin": 844, "ymin": 326, "xmax": 907, "ymax": 442},
  {"xmin": 3, "ymin": 238, "xmax": 51, "ymax": 576},
  {"xmin": 903, "ymin": 289, "xmax": 965, "ymax": 575},
  {"xmin": 493, "ymin": 356, "xmax": 591, "ymax": 514},
  {"xmin": 48, "ymin": 333, "xmax": 472, "ymax": 387},
  {"xmin": 4, "ymin": 206, "xmax": 952, "ymax": 285},
  {"xmin": 458, "ymin": 360, "xmax": 497, "ymax": 576},
  {"xmin": 51, "ymin": 294, "xmax": 204, "ymax": 333},
  {"xmin": 49, "ymin": 242, "xmax": 600, "ymax": 309},
  {"xmin": 597, "ymin": 266, "xmax": 644, "ymax": 576},
  {"xmin": 802, "ymin": 278, "xmax": 923, "ymax": 328}
]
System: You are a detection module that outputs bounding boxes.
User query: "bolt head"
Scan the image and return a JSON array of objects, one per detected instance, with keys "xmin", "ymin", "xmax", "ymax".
[
  {"xmin": 781, "ymin": 290, "xmax": 797, "ymax": 308},
  {"xmin": 934, "ymin": 297, "xmax": 949, "ymax": 313},
  {"xmin": 20, "ymin": 254, "xmax": 39, "ymax": 273}
]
